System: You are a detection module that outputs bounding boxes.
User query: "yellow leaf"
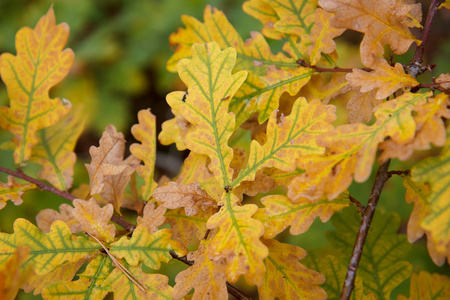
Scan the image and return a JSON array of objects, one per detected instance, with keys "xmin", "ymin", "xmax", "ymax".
[
  {"xmin": 319, "ymin": 0, "xmax": 422, "ymax": 67},
  {"xmin": 72, "ymin": 198, "xmax": 116, "ymax": 243},
  {"xmin": 167, "ymin": 42, "xmax": 247, "ymax": 188},
  {"xmin": 136, "ymin": 201, "xmax": 167, "ymax": 234},
  {"xmin": 164, "ymin": 207, "xmax": 209, "ymax": 246},
  {"xmin": 0, "ymin": 7, "xmax": 73, "ymax": 164},
  {"xmin": 0, "ymin": 176, "xmax": 36, "ymax": 210},
  {"xmin": 159, "ymin": 92, "xmax": 191, "ymax": 150},
  {"xmin": 106, "ymin": 265, "xmax": 173, "ymax": 300},
  {"xmin": 0, "ymin": 218, "xmax": 99, "ymax": 275},
  {"xmin": 243, "ymin": 0, "xmax": 283, "ymax": 40},
  {"xmin": 173, "ymin": 240, "xmax": 227, "ymax": 300},
  {"xmin": 36, "ymin": 203, "xmax": 81, "ymax": 234},
  {"xmin": 259, "ymin": 239, "xmax": 326, "ymax": 299},
  {"xmin": 30, "ymin": 107, "xmax": 85, "ymax": 191},
  {"xmin": 289, "ymin": 92, "xmax": 430, "ymax": 201},
  {"xmin": 206, "ymin": 193, "xmax": 268, "ymax": 286},
  {"xmin": 255, "ymin": 193, "xmax": 349, "ymax": 239},
  {"xmin": 412, "ymin": 127, "xmax": 450, "ymax": 255},
  {"xmin": 110, "ymin": 226, "xmax": 187, "ymax": 269},
  {"xmin": 299, "ymin": 73, "xmax": 350, "ymax": 105},
  {"xmin": 41, "ymin": 255, "xmax": 111, "ymax": 300},
  {"xmin": 0, "ymin": 246, "xmax": 31, "ymax": 300},
  {"xmin": 153, "ymin": 182, "xmax": 218, "ymax": 216},
  {"xmin": 397, "ymin": 271, "xmax": 450, "ymax": 300},
  {"xmin": 346, "ymin": 57, "xmax": 419, "ymax": 99},
  {"xmin": 130, "ymin": 109, "xmax": 158, "ymax": 201},
  {"xmin": 308, "ymin": 8, "xmax": 346, "ymax": 65},
  {"xmin": 232, "ymin": 97, "xmax": 336, "ymax": 187}
]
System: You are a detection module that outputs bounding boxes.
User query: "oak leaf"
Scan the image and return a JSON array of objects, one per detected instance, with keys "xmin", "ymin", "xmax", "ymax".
[
  {"xmin": 164, "ymin": 207, "xmax": 209, "ymax": 246},
  {"xmin": 0, "ymin": 176, "xmax": 36, "ymax": 209},
  {"xmin": 346, "ymin": 57, "xmax": 418, "ymax": 99},
  {"xmin": 130, "ymin": 109, "xmax": 158, "ymax": 201},
  {"xmin": 436, "ymin": 73, "xmax": 450, "ymax": 89},
  {"xmin": 36, "ymin": 203, "xmax": 81, "ymax": 234},
  {"xmin": 136, "ymin": 201, "xmax": 166, "ymax": 234},
  {"xmin": 0, "ymin": 7, "xmax": 73, "ymax": 165},
  {"xmin": 243, "ymin": 0, "xmax": 283, "ymax": 40},
  {"xmin": 397, "ymin": 271, "xmax": 450, "ymax": 300},
  {"xmin": 299, "ymin": 73, "xmax": 350, "ymax": 105},
  {"xmin": 347, "ymin": 90, "xmax": 382, "ymax": 123},
  {"xmin": 0, "ymin": 246, "xmax": 31, "ymax": 300},
  {"xmin": 72, "ymin": 198, "xmax": 116, "ymax": 243},
  {"xmin": 259, "ymin": 239, "xmax": 326, "ymax": 299},
  {"xmin": 172, "ymin": 240, "xmax": 227, "ymax": 300},
  {"xmin": 153, "ymin": 182, "xmax": 217, "ymax": 216},
  {"xmin": 319, "ymin": 0, "xmax": 422, "ymax": 67}
]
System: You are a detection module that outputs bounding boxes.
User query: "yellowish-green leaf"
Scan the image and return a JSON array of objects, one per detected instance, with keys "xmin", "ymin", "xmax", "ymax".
[
  {"xmin": 403, "ymin": 175, "xmax": 430, "ymax": 243},
  {"xmin": 110, "ymin": 226, "xmax": 186, "ymax": 269},
  {"xmin": 173, "ymin": 240, "xmax": 227, "ymax": 300},
  {"xmin": 0, "ymin": 246, "xmax": 31, "ymax": 300},
  {"xmin": 159, "ymin": 92, "xmax": 191, "ymax": 150},
  {"xmin": 243, "ymin": 0, "xmax": 283, "ymax": 40},
  {"xmin": 397, "ymin": 271, "xmax": 450, "ymax": 300},
  {"xmin": 255, "ymin": 193, "xmax": 349, "ymax": 239},
  {"xmin": 72, "ymin": 198, "xmax": 116, "ymax": 243},
  {"xmin": 346, "ymin": 57, "xmax": 419, "ymax": 99},
  {"xmin": 0, "ymin": 7, "xmax": 73, "ymax": 165},
  {"xmin": 167, "ymin": 42, "xmax": 247, "ymax": 188},
  {"xmin": 440, "ymin": 1, "xmax": 450, "ymax": 10},
  {"xmin": 0, "ymin": 218, "xmax": 99, "ymax": 275},
  {"xmin": 207, "ymin": 193, "xmax": 268, "ymax": 286},
  {"xmin": 106, "ymin": 264, "xmax": 173, "ymax": 300},
  {"xmin": 289, "ymin": 92, "xmax": 430, "ymax": 201},
  {"xmin": 259, "ymin": 239, "xmax": 326, "ymax": 299},
  {"xmin": 30, "ymin": 107, "xmax": 85, "ymax": 191},
  {"xmin": 164, "ymin": 207, "xmax": 209, "ymax": 247},
  {"xmin": 0, "ymin": 176, "xmax": 36, "ymax": 210},
  {"xmin": 233, "ymin": 97, "xmax": 335, "ymax": 188},
  {"xmin": 42, "ymin": 255, "xmax": 112, "ymax": 300},
  {"xmin": 130, "ymin": 109, "xmax": 158, "ymax": 201},
  {"xmin": 412, "ymin": 126, "xmax": 450, "ymax": 255}
]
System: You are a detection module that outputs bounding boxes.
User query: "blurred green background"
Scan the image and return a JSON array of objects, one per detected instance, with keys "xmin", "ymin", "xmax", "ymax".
[{"xmin": 0, "ymin": 0, "xmax": 449, "ymax": 299}]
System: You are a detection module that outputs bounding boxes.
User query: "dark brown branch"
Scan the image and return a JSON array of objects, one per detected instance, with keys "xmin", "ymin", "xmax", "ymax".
[
  {"xmin": 348, "ymin": 195, "xmax": 365, "ymax": 213},
  {"xmin": 296, "ymin": 59, "xmax": 371, "ymax": 73},
  {"xmin": 0, "ymin": 166, "xmax": 135, "ymax": 232},
  {"xmin": 387, "ymin": 170, "xmax": 411, "ymax": 179},
  {"xmin": 340, "ymin": 160, "xmax": 391, "ymax": 300},
  {"xmin": 170, "ymin": 251, "xmax": 252, "ymax": 300},
  {"xmin": 416, "ymin": 83, "xmax": 450, "ymax": 94}
]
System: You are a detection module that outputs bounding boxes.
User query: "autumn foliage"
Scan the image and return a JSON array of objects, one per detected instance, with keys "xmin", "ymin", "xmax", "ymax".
[{"xmin": 1, "ymin": 1, "xmax": 450, "ymax": 299}]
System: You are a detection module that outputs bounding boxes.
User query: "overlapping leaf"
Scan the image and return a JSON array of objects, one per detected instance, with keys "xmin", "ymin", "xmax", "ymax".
[
  {"xmin": 30, "ymin": 107, "xmax": 85, "ymax": 191},
  {"xmin": 0, "ymin": 219, "xmax": 99, "ymax": 275},
  {"xmin": 164, "ymin": 207, "xmax": 209, "ymax": 246},
  {"xmin": 258, "ymin": 239, "xmax": 326, "ymax": 299},
  {"xmin": 255, "ymin": 193, "xmax": 349, "ymax": 239},
  {"xmin": 172, "ymin": 240, "xmax": 227, "ymax": 300},
  {"xmin": 110, "ymin": 225, "xmax": 186, "ymax": 269},
  {"xmin": 0, "ymin": 246, "xmax": 31, "ymax": 300},
  {"xmin": 130, "ymin": 109, "xmax": 158, "ymax": 201},
  {"xmin": 326, "ymin": 208, "xmax": 412, "ymax": 299},
  {"xmin": 0, "ymin": 176, "xmax": 36, "ymax": 209},
  {"xmin": 397, "ymin": 271, "xmax": 450, "ymax": 300},
  {"xmin": 36, "ymin": 203, "xmax": 81, "ymax": 234},
  {"xmin": 243, "ymin": 0, "xmax": 283, "ymax": 39},
  {"xmin": 206, "ymin": 193, "xmax": 268, "ymax": 286},
  {"xmin": 136, "ymin": 201, "xmax": 167, "ymax": 234},
  {"xmin": 412, "ymin": 126, "xmax": 450, "ymax": 255},
  {"xmin": 289, "ymin": 92, "xmax": 430, "ymax": 202},
  {"xmin": 319, "ymin": 0, "xmax": 422, "ymax": 67},
  {"xmin": 0, "ymin": 7, "xmax": 74, "ymax": 164},
  {"xmin": 41, "ymin": 255, "xmax": 111, "ymax": 300}
]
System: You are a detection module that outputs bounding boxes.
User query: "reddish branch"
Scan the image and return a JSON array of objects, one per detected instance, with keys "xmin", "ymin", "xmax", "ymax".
[
  {"xmin": 296, "ymin": 59, "xmax": 371, "ymax": 72},
  {"xmin": 340, "ymin": 160, "xmax": 391, "ymax": 299}
]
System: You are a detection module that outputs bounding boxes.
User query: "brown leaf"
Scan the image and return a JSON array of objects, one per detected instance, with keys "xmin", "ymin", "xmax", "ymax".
[
  {"xmin": 347, "ymin": 90, "xmax": 383, "ymax": 123},
  {"xmin": 36, "ymin": 203, "xmax": 81, "ymax": 234},
  {"xmin": 153, "ymin": 182, "xmax": 217, "ymax": 216},
  {"xmin": 136, "ymin": 201, "xmax": 167, "ymax": 234},
  {"xmin": 436, "ymin": 73, "xmax": 450, "ymax": 89}
]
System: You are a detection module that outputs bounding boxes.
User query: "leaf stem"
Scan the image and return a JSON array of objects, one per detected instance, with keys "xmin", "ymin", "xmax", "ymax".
[
  {"xmin": 340, "ymin": 160, "xmax": 391, "ymax": 300},
  {"xmin": 296, "ymin": 59, "xmax": 371, "ymax": 73},
  {"xmin": 0, "ymin": 166, "xmax": 135, "ymax": 232},
  {"xmin": 169, "ymin": 250, "xmax": 253, "ymax": 300}
]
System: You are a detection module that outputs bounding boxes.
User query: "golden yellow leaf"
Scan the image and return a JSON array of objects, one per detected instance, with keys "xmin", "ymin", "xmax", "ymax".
[
  {"xmin": 136, "ymin": 201, "xmax": 166, "ymax": 234},
  {"xmin": 36, "ymin": 203, "xmax": 81, "ymax": 234},
  {"xmin": 206, "ymin": 193, "xmax": 268, "ymax": 286},
  {"xmin": 72, "ymin": 198, "xmax": 116, "ymax": 243},
  {"xmin": 259, "ymin": 239, "xmax": 326, "ymax": 299},
  {"xmin": 159, "ymin": 92, "xmax": 191, "ymax": 150},
  {"xmin": 164, "ymin": 207, "xmax": 209, "ymax": 246},
  {"xmin": 347, "ymin": 57, "xmax": 419, "ymax": 99},
  {"xmin": 397, "ymin": 271, "xmax": 450, "ymax": 300},
  {"xmin": 319, "ymin": 0, "xmax": 422, "ymax": 67},
  {"xmin": 173, "ymin": 240, "xmax": 227, "ymax": 300},
  {"xmin": 299, "ymin": 73, "xmax": 350, "ymax": 105},
  {"xmin": 0, "ymin": 176, "xmax": 36, "ymax": 209},
  {"xmin": 0, "ymin": 7, "xmax": 73, "ymax": 165},
  {"xmin": 130, "ymin": 109, "xmax": 158, "ymax": 201},
  {"xmin": 153, "ymin": 182, "xmax": 217, "ymax": 216},
  {"xmin": 255, "ymin": 193, "xmax": 349, "ymax": 238},
  {"xmin": 243, "ymin": 0, "xmax": 283, "ymax": 40},
  {"xmin": 0, "ymin": 246, "xmax": 31, "ymax": 300}
]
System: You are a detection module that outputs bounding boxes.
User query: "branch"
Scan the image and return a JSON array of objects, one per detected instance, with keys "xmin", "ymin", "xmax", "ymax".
[
  {"xmin": 296, "ymin": 59, "xmax": 371, "ymax": 73},
  {"xmin": 387, "ymin": 169, "xmax": 411, "ymax": 179},
  {"xmin": 340, "ymin": 160, "xmax": 391, "ymax": 300},
  {"xmin": 169, "ymin": 251, "xmax": 253, "ymax": 300},
  {"xmin": 0, "ymin": 166, "xmax": 135, "ymax": 232}
]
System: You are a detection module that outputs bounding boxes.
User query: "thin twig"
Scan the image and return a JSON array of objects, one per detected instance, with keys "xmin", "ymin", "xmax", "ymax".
[
  {"xmin": 170, "ymin": 251, "xmax": 253, "ymax": 300},
  {"xmin": 0, "ymin": 166, "xmax": 135, "ymax": 232},
  {"xmin": 340, "ymin": 160, "xmax": 391, "ymax": 300},
  {"xmin": 387, "ymin": 170, "xmax": 411, "ymax": 179},
  {"xmin": 348, "ymin": 195, "xmax": 365, "ymax": 213},
  {"xmin": 416, "ymin": 83, "xmax": 450, "ymax": 94},
  {"xmin": 296, "ymin": 59, "xmax": 372, "ymax": 73}
]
